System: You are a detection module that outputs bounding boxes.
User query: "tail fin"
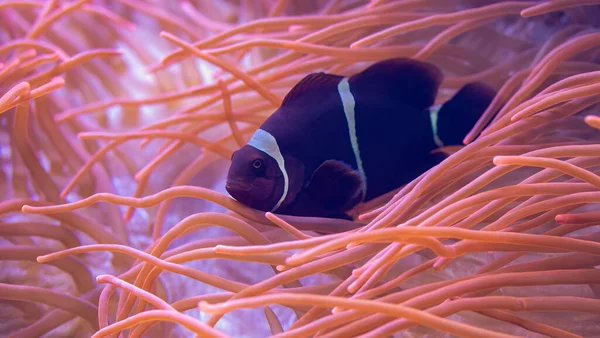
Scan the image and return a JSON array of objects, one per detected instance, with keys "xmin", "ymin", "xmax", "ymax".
[{"xmin": 435, "ymin": 82, "xmax": 496, "ymax": 146}]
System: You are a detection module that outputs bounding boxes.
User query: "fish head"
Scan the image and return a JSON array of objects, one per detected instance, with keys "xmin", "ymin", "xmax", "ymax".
[{"xmin": 226, "ymin": 145, "xmax": 285, "ymax": 211}]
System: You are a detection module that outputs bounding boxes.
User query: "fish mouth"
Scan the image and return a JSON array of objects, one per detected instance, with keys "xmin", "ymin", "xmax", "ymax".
[{"xmin": 225, "ymin": 179, "xmax": 252, "ymax": 192}]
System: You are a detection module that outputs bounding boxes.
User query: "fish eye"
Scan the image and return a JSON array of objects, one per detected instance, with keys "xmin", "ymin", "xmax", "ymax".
[{"xmin": 252, "ymin": 159, "xmax": 263, "ymax": 170}]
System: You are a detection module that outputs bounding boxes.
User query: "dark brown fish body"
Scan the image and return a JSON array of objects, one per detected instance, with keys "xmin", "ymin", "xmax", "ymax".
[{"xmin": 226, "ymin": 58, "xmax": 496, "ymax": 219}]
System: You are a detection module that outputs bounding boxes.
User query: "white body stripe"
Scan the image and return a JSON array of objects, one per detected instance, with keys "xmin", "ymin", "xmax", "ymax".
[
  {"xmin": 338, "ymin": 77, "xmax": 367, "ymax": 201},
  {"xmin": 429, "ymin": 104, "xmax": 444, "ymax": 148},
  {"xmin": 247, "ymin": 129, "xmax": 289, "ymax": 212}
]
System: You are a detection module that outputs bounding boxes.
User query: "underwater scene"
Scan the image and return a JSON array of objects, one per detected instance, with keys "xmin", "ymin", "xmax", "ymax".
[{"xmin": 1, "ymin": 0, "xmax": 600, "ymax": 337}]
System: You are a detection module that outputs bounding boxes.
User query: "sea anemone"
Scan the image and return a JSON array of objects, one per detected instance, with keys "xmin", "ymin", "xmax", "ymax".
[{"xmin": 2, "ymin": 0, "xmax": 600, "ymax": 337}]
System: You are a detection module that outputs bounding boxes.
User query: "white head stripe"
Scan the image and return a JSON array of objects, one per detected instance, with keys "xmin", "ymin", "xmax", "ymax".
[
  {"xmin": 429, "ymin": 104, "xmax": 444, "ymax": 148},
  {"xmin": 247, "ymin": 129, "xmax": 289, "ymax": 212},
  {"xmin": 338, "ymin": 77, "xmax": 367, "ymax": 201}
]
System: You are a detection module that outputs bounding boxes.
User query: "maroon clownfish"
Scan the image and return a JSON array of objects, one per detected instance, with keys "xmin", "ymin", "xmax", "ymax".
[{"xmin": 225, "ymin": 58, "xmax": 495, "ymax": 220}]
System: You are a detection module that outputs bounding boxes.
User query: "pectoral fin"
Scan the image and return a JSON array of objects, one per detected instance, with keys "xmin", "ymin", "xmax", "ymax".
[{"xmin": 305, "ymin": 160, "xmax": 364, "ymax": 211}]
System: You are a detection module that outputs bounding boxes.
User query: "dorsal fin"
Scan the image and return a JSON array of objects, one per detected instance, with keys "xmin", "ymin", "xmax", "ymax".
[
  {"xmin": 349, "ymin": 58, "xmax": 443, "ymax": 111},
  {"xmin": 436, "ymin": 81, "xmax": 496, "ymax": 146},
  {"xmin": 281, "ymin": 72, "xmax": 343, "ymax": 107}
]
